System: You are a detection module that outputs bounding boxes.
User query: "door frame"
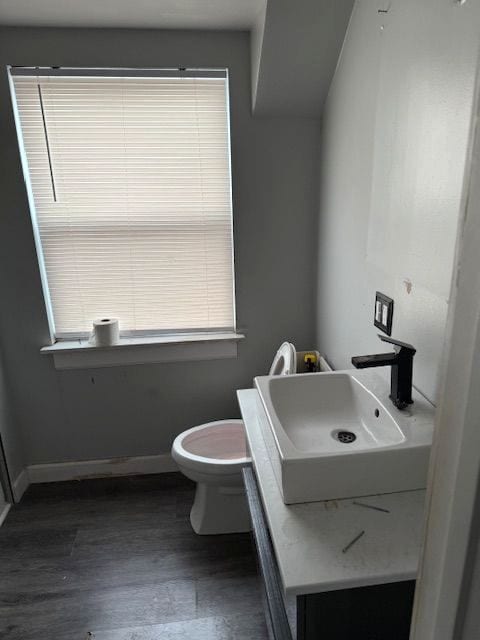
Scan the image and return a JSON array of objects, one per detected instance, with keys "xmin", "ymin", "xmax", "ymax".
[{"xmin": 410, "ymin": 49, "xmax": 480, "ymax": 640}]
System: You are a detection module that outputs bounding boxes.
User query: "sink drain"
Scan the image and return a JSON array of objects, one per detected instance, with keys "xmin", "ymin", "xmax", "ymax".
[{"xmin": 333, "ymin": 430, "xmax": 357, "ymax": 444}]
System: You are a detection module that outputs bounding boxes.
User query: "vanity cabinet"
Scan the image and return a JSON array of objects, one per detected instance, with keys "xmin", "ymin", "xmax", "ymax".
[{"xmin": 243, "ymin": 466, "xmax": 416, "ymax": 640}]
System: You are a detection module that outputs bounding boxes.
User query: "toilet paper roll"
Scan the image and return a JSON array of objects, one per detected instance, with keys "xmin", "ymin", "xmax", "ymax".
[{"xmin": 90, "ymin": 318, "xmax": 120, "ymax": 346}]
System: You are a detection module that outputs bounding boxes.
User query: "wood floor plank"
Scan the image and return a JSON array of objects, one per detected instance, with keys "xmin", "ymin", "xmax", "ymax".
[
  {"xmin": 196, "ymin": 574, "xmax": 265, "ymax": 618},
  {"xmin": 0, "ymin": 526, "xmax": 78, "ymax": 561},
  {"xmin": 0, "ymin": 545, "xmax": 257, "ymax": 597},
  {"xmin": 1, "ymin": 579, "xmax": 196, "ymax": 640},
  {"xmin": 0, "ymin": 473, "xmax": 267, "ymax": 640},
  {"xmin": 89, "ymin": 612, "xmax": 268, "ymax": 640}
]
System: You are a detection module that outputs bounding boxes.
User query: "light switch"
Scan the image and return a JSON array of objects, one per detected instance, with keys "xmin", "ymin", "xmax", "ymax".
[
  {"xmin": 382, "ymin": 304, "xmax": 388, "ymax": 326},
  {"xmin": 374, "ymin": 292, "xmax": 394, "ymax": 336}
]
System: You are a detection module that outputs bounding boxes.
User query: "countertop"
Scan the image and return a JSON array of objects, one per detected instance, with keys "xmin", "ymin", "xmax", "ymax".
[{"xmin": 237, "ymin": 388, "xmax": 427, "ymax": 597}]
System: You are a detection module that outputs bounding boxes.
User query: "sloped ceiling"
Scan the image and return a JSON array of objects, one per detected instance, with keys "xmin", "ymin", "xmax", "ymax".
[{"xmin": 251, "ymin": 0, "xmax": 354, "ymax": 117}]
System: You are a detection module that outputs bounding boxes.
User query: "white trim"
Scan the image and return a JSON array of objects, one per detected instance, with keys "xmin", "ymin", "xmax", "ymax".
[
  {"xmin": 41, "ymin": 332, "xmax": 244, "ymax": 370},
  {"xmin": 225, "ymin": 69, "xmax": 238, "ymax": 334},
  {"xmin": 12, "ymin": 468, "xmax": 30, "ymax": 502},
  {"xmin": 0, "ymin": 502, "xmax": 11, "ymax": 528},
  {"xmin": 11, "ymin": 68, "xmax": 236, "ymax": 344},
  {"xmin": 8, "ymin": 69, "xmax": 56, "ymax": 342},
  {"xmin": 27, "ymin": 453, "xmax": 178, "ymax": 484},
  {"xmin": 10, "ymin": 67, "xmax": 228, "ymax": 79}
]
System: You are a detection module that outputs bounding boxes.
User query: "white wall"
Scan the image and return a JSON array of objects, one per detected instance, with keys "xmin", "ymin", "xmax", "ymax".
[{"xmin": 316, "ymin": 0, "xmax": 480, "ymax": 403}]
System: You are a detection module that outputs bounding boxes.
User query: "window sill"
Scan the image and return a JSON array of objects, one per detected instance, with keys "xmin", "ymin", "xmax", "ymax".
[{"xmin": 41, "ymin": 332, "xmax": 245, "ymax": 370}]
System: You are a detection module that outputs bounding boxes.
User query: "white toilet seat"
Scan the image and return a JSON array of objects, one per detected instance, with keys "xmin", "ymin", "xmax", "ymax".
[
  {"xmin": 172, "ymin": 419, "xmax": 250, "ymax": 477},
  {"xmin": 269, "ymin": 341, "xmax": 297, "ymax": 375}
]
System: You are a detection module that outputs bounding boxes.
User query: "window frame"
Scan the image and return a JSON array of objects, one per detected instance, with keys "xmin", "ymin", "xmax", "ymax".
[{"xmin": 8, "ymin": 66, "xmax": 239, "ymax": 350}]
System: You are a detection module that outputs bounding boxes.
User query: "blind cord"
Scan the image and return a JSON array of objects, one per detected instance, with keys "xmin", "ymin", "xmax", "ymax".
[{"xmin": 37, "ymin": 84, "xmax": 57, "ymax": 202}]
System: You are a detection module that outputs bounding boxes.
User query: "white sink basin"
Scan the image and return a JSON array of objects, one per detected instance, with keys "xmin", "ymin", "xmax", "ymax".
[{"xmin": 254, "ymin": 369, "xmax": 434, "ymax": 504}]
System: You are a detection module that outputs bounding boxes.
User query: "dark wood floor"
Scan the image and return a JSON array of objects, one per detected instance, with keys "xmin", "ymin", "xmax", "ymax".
[{"xmin": 0, "ymin": 473, "xmax": 268, "ymax": 639}]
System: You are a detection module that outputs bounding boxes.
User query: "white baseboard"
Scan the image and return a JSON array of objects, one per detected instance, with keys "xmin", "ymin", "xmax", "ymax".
[
  {"xmin": 0, "ymin": 501, "xmax": 11, "ymax": 527},
  {"xmin": 12, "ymin": 468, "xmax": 30, "ymax": 502},
  {"xmin": 27, "ymin": 453, "xmax": 178, "ymax": 484}
]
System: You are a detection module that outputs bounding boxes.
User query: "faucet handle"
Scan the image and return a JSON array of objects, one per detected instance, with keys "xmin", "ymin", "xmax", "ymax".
[{"xmin": 378, "ymin": 334, "xmax": 416, "ymax": 355}]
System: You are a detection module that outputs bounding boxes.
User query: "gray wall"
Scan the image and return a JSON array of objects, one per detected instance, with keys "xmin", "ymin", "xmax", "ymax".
[
  {"xmin": 0, "ymin": 28, "xmax": 319, "ymax": 466},
  {"xmin": 0, "ymin": 347, "xmax": 24, "ymax": 486},
  {"xmin": 252, "ymin": 0, "xmax": 354, "ymax": 116},
  {"xmin": 316, "ymin": 0, "xmax": 480, "ymax": 403}
]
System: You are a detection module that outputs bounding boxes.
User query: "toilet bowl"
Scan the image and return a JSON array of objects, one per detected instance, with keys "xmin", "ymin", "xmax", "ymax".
[
  {"xmin": 172, "ymin": 420, "xmax": 251, "ymax": 535},
  {"xmin": 172, "ymin": 343, "xmax": 297, "ymax": 535}
]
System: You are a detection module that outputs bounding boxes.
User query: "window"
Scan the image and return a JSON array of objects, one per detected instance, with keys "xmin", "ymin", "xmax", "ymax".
[{"xmin": 10, "ymin": 68, "xmax": 236, "ymax": 341}]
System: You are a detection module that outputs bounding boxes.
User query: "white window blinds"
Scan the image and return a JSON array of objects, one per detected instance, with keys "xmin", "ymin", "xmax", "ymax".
[{"xmin": 10, "ymin": 69, "xmax": 235, "ymax": 338}]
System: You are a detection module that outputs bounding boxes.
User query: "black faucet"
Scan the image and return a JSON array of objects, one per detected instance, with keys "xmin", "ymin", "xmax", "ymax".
[{"xmin": 351, "ymin": 335, "xmax": 416, "ymax": 410}]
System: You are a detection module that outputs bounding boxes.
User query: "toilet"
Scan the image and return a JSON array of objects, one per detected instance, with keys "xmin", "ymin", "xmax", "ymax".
[{"xmin": 172, "ymin": 342, "xmax": 297, "ymax": 535}]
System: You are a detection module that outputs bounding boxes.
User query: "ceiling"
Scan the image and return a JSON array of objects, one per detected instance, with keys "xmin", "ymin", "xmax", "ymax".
[
  {"xmin": 0, "ymin": 0, "xmax": 354, "ymax": 117},
  {"xmin": 0, "ymin": 0, "xmax": 266, "ymax": 30}
]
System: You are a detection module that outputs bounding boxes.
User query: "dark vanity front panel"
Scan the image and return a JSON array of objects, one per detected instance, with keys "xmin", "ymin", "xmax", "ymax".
[{"xmin": 243, "ymin": 466, "xmax": 415, "ymax": 640}]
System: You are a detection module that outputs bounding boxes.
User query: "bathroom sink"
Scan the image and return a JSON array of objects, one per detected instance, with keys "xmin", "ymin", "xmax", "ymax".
[{"xmin": 254, "ymin": 370, "xmax": 434, "ymax": 504}]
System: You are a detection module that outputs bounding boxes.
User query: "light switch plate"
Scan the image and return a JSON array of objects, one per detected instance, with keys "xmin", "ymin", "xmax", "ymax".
[{"xmin": 374, "ymin": 292, "xmax": 394, "ymax": 336}]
